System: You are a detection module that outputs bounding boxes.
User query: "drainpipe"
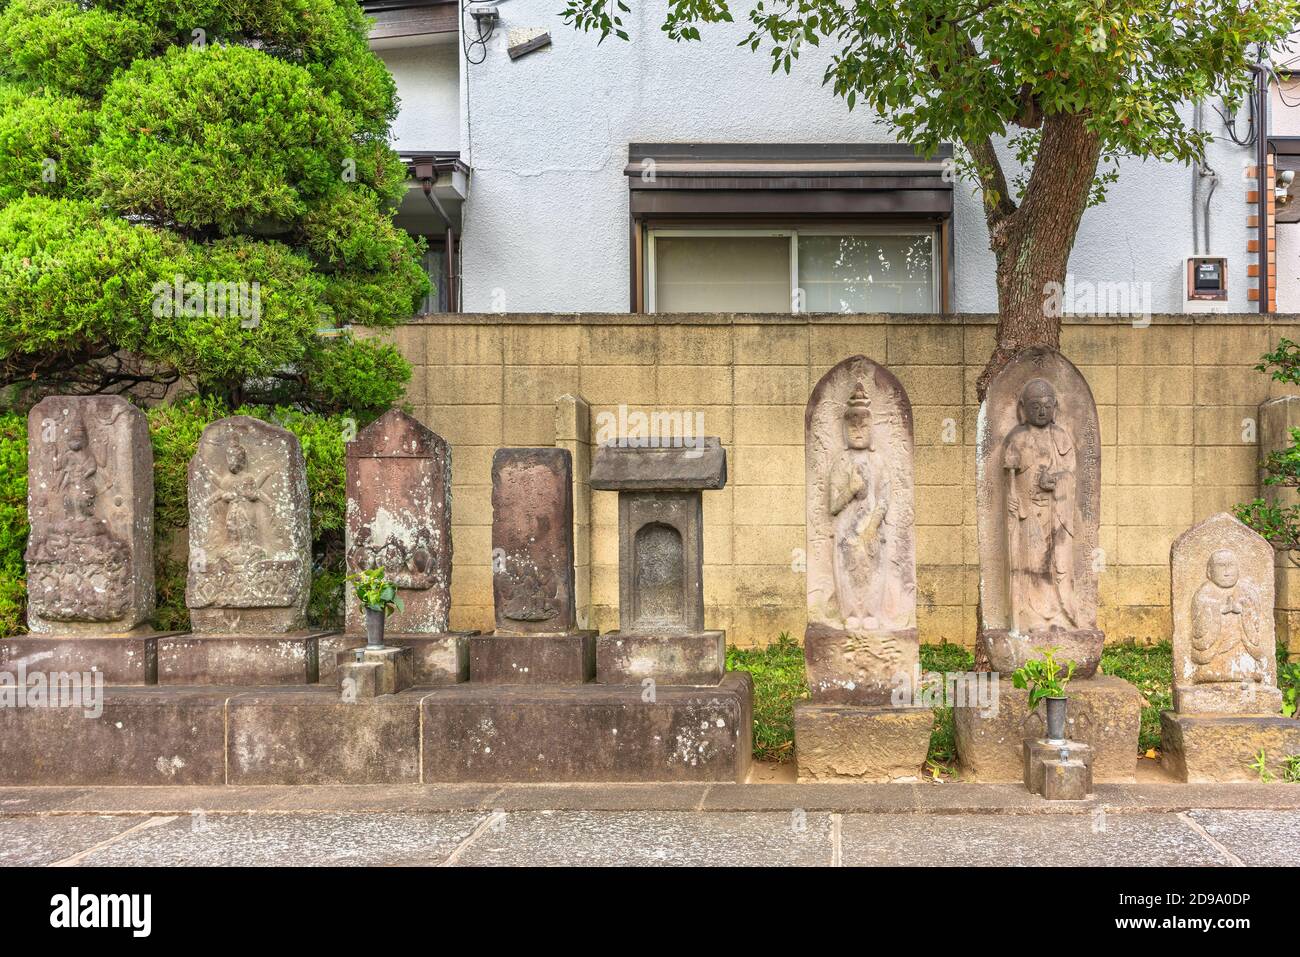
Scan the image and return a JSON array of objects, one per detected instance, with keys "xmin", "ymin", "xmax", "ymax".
[
  {"xmin": 414, "ymin": 161, "xmax": 459, "ymax": 312},
  {"xmin": 1256, "ymin": 63, "xmax": 1271, "ymax": 313}
]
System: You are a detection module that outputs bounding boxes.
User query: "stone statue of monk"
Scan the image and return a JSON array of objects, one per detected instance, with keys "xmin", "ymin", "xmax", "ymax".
[
  {"xmin": 1190, "ymin": 548, "xmax": 1269, "ymax": 684},
  {"xmin": 828, "ymin": 381, "xmax": 895, "ymax": 630},
  {"xmin": 1003, "ymin": 378, "xmax": 1078, "ymax": 631}
]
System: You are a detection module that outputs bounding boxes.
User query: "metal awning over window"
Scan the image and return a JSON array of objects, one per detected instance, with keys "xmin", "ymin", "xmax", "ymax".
[{"xmin": 625, "ymin": 143, "xmax": 953, "ymax": 218}]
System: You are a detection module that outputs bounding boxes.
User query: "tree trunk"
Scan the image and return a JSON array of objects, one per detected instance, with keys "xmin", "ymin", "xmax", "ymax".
[{"xmin": 976, "ymin": 113, "xmax": 1103, "ymax": 400}]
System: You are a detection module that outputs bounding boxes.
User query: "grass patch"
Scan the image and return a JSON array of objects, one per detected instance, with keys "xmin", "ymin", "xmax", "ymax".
[
  {"xmin": 919, "ymin": 642, "xmax": 975, "ymax": 770},
  {"xmin": 726, "ymin": 632, "xmax": 809, "ymax": 763},
  {"xmin": 1100, "ymin": 640, "xmax": 1172, "ymax": 752}
]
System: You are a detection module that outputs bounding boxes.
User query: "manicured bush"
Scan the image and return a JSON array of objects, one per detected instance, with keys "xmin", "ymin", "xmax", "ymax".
[
  {"xmin": 0, "ymin": 411, "xmax": 27, "ymax": 636},
  {"xmin": 0, "ymin": 0, "xmax": 424, "ymax": 409}
]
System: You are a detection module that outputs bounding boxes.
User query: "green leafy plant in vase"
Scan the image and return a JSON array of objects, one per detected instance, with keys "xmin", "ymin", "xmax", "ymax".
[
  {"xmin": 1011, "ymin": 647, "xmax": 1077, "ymax": 742},
  {"xmin": 348, "ymin": 567, "xmax": 404, "ymax": 650}
]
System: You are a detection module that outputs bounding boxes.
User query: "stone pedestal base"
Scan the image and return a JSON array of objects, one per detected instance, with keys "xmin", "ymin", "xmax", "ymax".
[
  {"xmin": 329, "ymin": 633, "xmax": 472, "ymax": 686},
  {"xmin": 0, "ymin": 675, "xmax": 753, "ymax": 785},
  {"xmin": 338, "ymin": 646, "xmax": 414, "ymax": 699},
  {"xmin": 793, "ymin": 703, "xmax": 933, "ymax": 782},
  {"xmin": 803, "ymin": 623, "xmax": 918, "ymax": 705},
  {"xmin": 596, "ymin": 630, "xmax": 724, "ymax": 685},
  {"xmin": 978, "ymin": 627, "xmax": 1105, "ymax": 679},
  {"xmin": 1023, "ymin": 737, "xmax": 1094, "ymax": 796},
  {"xmin": 1160, "ymin": 712, "xmax": 1300, "ymax": 782},
  {"xmin": 423, "ymin": 672, "xmax": 752, "ymax": 782},
  {"xmin": 469, "ymin": 632, "xmax": 596, "ymax": 684},
  {"xmin": 1173, "ymin": 683, "xmax": 1284, "ymax": 715},
  {"xmin": 954, "ymin": 674, "xmax": 1141, "ymax": 782},
  {"xmin": 157, "ymin": 633, "xmax": 330, "ymax": 685},
  {"xmin": 0, "ymin": 633, "xmax": 178, "ymax": 685}
]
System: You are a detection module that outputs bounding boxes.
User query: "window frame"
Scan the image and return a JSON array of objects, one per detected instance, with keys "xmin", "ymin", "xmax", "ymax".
[{"xmin": 644, "ymin": 224, "xmax": 941, "ymax": 315}]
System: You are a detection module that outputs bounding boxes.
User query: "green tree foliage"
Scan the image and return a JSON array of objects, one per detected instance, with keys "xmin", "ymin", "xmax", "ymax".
[
  {"xmin": 0, "ymin": 0, "xmax": 423, "ymax": 413},
  {"xmin": 1237, "ymin": 339, "xmax": 1300, "ymax": 552},
  {"xmin": 562, "ymin": 0, "xmax": 1298, "ymax": 392}
]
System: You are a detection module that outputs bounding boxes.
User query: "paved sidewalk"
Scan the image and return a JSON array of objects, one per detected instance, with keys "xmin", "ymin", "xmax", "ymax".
[{"xmin": 2, "ymin": 784, "xmax": 1297, "ymax": 866}]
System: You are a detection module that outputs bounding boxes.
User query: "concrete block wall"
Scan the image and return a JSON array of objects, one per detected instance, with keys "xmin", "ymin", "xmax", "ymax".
[{"xmin": 367, "ymin": 313, "xmax": 1300, "ymax": 653}]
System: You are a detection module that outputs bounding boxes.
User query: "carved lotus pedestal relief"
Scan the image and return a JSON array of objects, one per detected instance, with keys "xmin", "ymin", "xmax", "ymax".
[
  {"xmin": 335, "ymin": 409, "xmax": 472, "ymax": 686},
  {"xmin": 156, "ymin": 416, "xmax": 326, "ymax": 685},
  {"xmin": 1, "ymin": 396, "xmax": 166, "ymax": 684}
]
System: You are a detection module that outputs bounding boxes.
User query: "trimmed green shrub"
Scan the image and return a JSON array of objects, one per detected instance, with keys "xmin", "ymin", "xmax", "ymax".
[
  {"xmin": 0, "ymin": 0, "xmax": 424, "ymax": 411},
  {"xmin": 0, "ymin": 411, "xmax": 27, "ymax": 636}
]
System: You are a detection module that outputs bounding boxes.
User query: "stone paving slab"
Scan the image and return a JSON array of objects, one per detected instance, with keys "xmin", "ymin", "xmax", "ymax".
[
  {"xmin": 452, "ymin": 810, "xmax": 836, "ymax": 867},
  {"xmin": 2, "ymin": 783, "xmax": 1299, "ymax": 817},
  {"xmin": 63, "ymin": 812, "xmax": 490, "ymax": 867},
  {"xmin": 839, "ymin": 812, "xmax": 1230, "ymax": 867},
  {"xmin": 0, "ymin": 815, "xmax": 148, "ymax": 866},
  {"xmin": 1186, "ymin": 810, "xmax": 1300, "ymax": 866},
  {"xmin": 1, "ymin": 807, "xmax": 1296, "ymax": 866}
]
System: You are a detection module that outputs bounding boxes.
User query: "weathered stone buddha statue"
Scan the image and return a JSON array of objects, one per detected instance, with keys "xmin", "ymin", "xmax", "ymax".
[
  {"xmin": 1189, "ymin": 548, "xmax": 1269, "ymax": 685},
  {"xmin": 828, "ymin": 381, "xmax": 900, "ymax": 631},
  {"xmin": 1003, "ymin": 377, "xmax": 1078, "ymax": 632}
]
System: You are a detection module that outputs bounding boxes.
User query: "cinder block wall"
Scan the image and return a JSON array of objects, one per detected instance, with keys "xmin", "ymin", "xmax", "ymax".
[{"xmin": 366, "ymin": 313, "xmax": 1300, "ymax": 652}]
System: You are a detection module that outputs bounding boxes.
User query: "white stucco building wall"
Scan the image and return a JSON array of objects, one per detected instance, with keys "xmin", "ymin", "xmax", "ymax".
[{"xmin": 375, "ymin": 3, "xmax": 1298, "ymax": 315}]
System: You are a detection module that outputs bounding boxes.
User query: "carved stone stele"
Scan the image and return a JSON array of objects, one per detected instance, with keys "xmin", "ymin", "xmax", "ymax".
[
  {"xmin": 24, "ymin": 395, "xmax": 155, "ymax": 634},
  {"xmin": 186, "ymin": 415, "xmax": 310, "ymax": 634},
  {"xmin": 491, "ymin": 447, "xmax": 577, "ymax": 636},
  {"xmin": 804, "ymin": 356, "xmax": 918, "ymax": 705},
  {"xmin": 345, "ymin": 409, "xmax": 452, "ymax": 634},
  {"xmin": 977, "ymin": 347, "xmax": 1103, "ymax": 676},
  {"xmin": 1171, "ymin": 512, "xmax": 1282, "ymax": 714}
]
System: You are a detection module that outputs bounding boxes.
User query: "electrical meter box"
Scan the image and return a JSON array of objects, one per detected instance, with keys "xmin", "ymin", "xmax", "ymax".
[{"xmin": 1187, "ymin": 256, "xmax": 1228, "ymax": 302}]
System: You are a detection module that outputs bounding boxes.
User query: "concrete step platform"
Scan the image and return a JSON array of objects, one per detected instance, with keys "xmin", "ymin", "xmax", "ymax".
[{"xmin": 0, "ymin": 673, "xmax": 753, "ymax": 787}]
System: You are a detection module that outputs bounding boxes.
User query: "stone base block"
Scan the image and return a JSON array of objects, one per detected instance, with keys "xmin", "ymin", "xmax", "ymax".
[
  {"xmin": 0, "ymin": 633, "xmax": 176, "ymax": 685},
  {"xmin": 325, "ymin": 632, "xmax": 474, "ymax": 685},
  {"xmin": 469, "ymin": 631, "xmax": 596, "ymax": 684},
  {"xmin": 157, "ymin": 633, "xmax": 330, "ymax": 686},
  {"xmin": 422, "ymin": 672, "xmax": 753, "ymax": 782},
  {"xmin": 1160, "ymin": 711, "xmax": 1300, "ymax": 783},
  {"xmin": 0, "ymin": 686, "xmax": 228, "ymax": 785},
  {"xmin": 793, "ymin": 703, "xmax": 933, "ymax": 782},
  {"xmin": 386, "ymin": 633, "xmax": 472, "ymax": 686},
  {"xmin": 803, "ymin": 623, "xmax": 919, "ymax": 705},
  {"xmin": 1042, "ymin": 759, "xmax": 1092, "ymax": 800},
  {"xmin": 228, "ymin": 688, "xmax": 422, "ymax": 784},
  {"xmin": 1024, "ymin": 737, "xmax": 1094, "ymax": 796},
  {"xmin": 979, "ymin": 627, "xmax": 1104, "ymax": 679},
  {"xmin": 954, "ymin": 674, "xmax": 1141, "ymax": 782},
  {"xmin": 596, "ymin": 630, "xmax": 724, "ymax": 685},
  {"xmin": 0, "ymin": 676, "xmax": 753, "ymax": 785},
  {"xmin": 337, "ymin": 646, "xmax": 414, "ymax": 699},
  {"xmin": 1173, "ymin": 683, "xmax": 1284, "ymax": 716}
]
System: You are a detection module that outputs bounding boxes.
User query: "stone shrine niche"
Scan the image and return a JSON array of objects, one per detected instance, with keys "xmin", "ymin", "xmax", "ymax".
[
  {"xmin": 186, "ymin": 415, "xmax": 311, "ymax": 634},
  {"xmin": 1170, "ymin": 512, "xmax": 1282, "ymax": 714},
  {"xmin": 24, "ymin": 395, "xmax": 155, "ymax": 633},
  {"xmin": 634, "ymin": 521, "xmax": 686, "ymax": 627},
  {"xmin": 491, "ymin": 447, "xmax": 577, "ymax": 636},
  {"xmin": 345, "ymin": 409, "xmax": 452, "ymax": 634},
  {"xmin": 803, "ymin": 356, "xmax": 918, "ymax": 705},
  {"xmin": 976, "ymin": 347, "xmax": 1103, "ymax": 676}
]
